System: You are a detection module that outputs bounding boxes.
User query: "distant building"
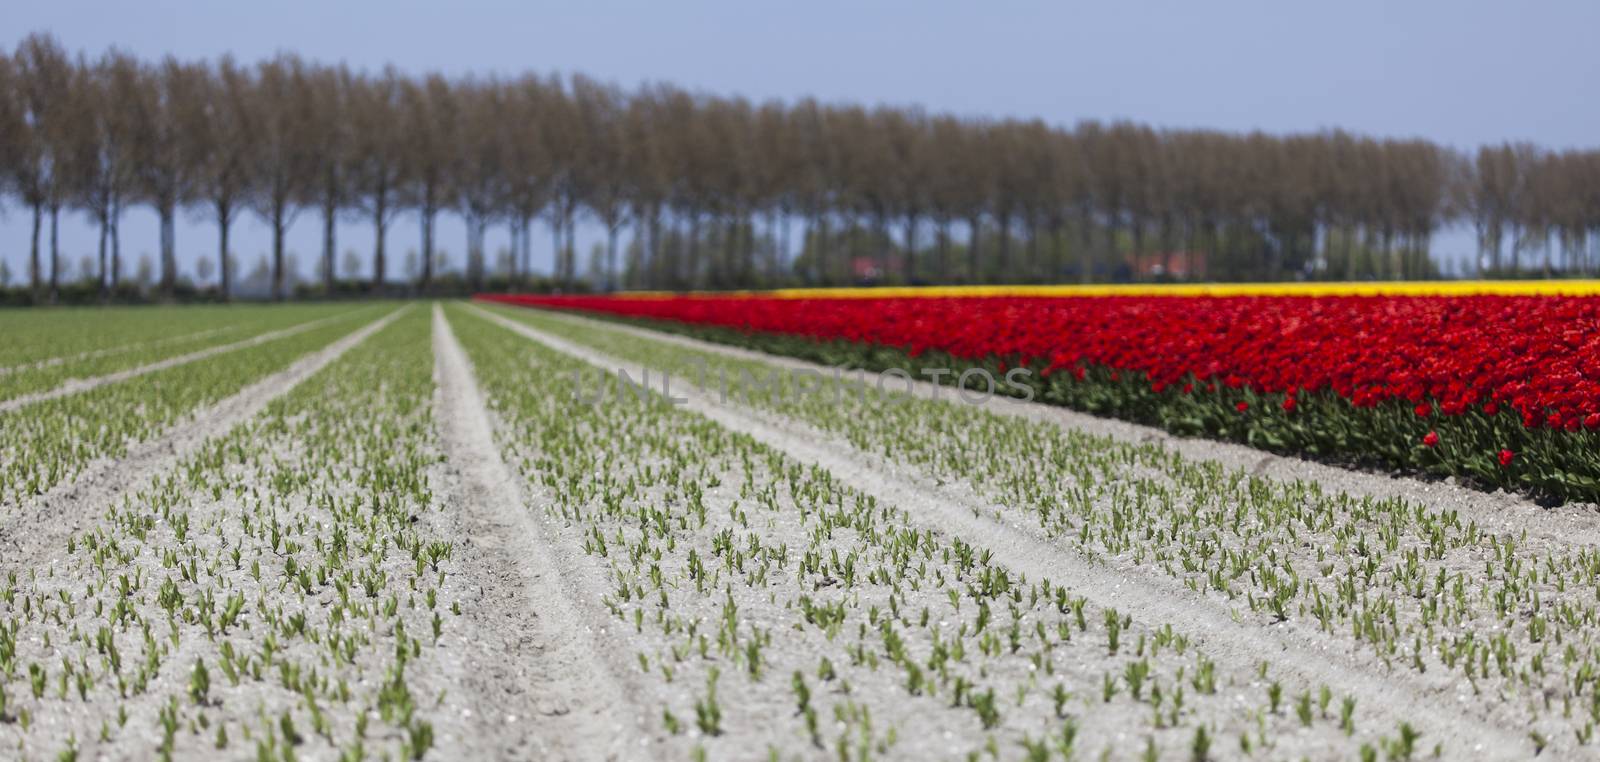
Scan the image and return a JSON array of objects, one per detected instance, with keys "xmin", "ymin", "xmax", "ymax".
[
  {"xmin": 1126, "ymin": 250, "xmax": 1207, "ymax": 279},
  {"xmin": 851, "ymin": 256, "xmax": 884, "ymax": 284}
]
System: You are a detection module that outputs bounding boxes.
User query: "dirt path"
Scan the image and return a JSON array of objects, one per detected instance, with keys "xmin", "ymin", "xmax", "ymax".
[
  {"xmin": 430, "ymin": 305, "xmax": 653, "ymax": 761},
  {"xmin": 0, "ymin": 307, "xmax": 405, "ymax": 577},
  {"xmin": 475, "ymin": 304, "xmax": 1533, "ymax": 760},
  {"xmin": 0, "ymin": 324, "xmax": 240, "ymax": 377},
  {"xmin": 0, "ymin": 309, "xmax": 363, "ymax": 413},
  {"xmin": 531, "ymin": 306, "xmax": 1600, "ymax": 547}
]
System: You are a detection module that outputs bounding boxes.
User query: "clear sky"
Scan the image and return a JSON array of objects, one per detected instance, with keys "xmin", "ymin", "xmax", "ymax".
[{"xmin": 3, "ymin": 0, "xmax": 1597, "ymax": 285}]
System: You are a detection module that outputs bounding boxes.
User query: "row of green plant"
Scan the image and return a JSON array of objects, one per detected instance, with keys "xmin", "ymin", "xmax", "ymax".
[
  {"xmin": 0, "ymin": 309, "xmax": 455, "ymax": 760},
  {"xmin": 556, "ymin": 311, "xmax": 1598, "ymax": 504},
  {"xmin": 0, "ymin": 304, "xmax": 355, "ymax": 403},
  {"xmin": 0, "ymin": 304, "xmax": 250, "ymax": 368},
  {"xmin": 454, "ymin": 304, "xmax": 1438, "ymax": 760},
  {"xmin": 488, "ymin": 302, "xmax": 1599, "ymax": 756},
  {"xmin": 0, "ymin": 306, "xmax": 381, "ymax": 507}
]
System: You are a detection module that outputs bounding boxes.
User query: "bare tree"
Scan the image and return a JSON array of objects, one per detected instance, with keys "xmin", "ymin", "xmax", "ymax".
[
  {"xmin": 0, "ymin": 57, "xmax": 21, "ymax": 260},
  {"xmin": 15, "ymin": 34, "xmax": 77, "ymax": 302},
  {"xmin": 503, "ymin": 75, "xmax": 557, "ymax": 288},
  {"xmin": 187, "ymin": 56, "xmax": 252, "ymax": 301},
  {"xmin": 11, "ymin": 38, "xmax": 1600, "ymax": 297},
  {"xmin": 453, "ymin": 79, "xmax": 508, "ymax": 292},
  {"xmin": 540, "ymin": 78, "xmax": 584, "ymax": 289},
  {"xmin": 72, "ymin": 51, "xmax": 140, "ymax": 300},
  {"xmin": 347, "ymin": 67, "xmax": 405, "ymax": 293},
  {"xmin": 245, "ymin": 55, "xmax": 317, "ymax": 300},
  {"xmin": 306, "ymin": 64, "xmax": 352, "ymax": 294},
  {"xmin": 572, "ymin": 74, "xmax": 630, "ymax": 291},
  {"xmin": 400, "ymin": 73, "xmax": 453, "ymax": 292},
  {"xmin": 129, "ymin": 57, "xmax": 206, "ymax": 299}
]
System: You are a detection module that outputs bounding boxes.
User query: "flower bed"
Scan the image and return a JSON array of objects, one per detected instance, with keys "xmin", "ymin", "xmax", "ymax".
[{"xmin": 480, "ymin": 292, "xmax": 1600, "ymax": 503}]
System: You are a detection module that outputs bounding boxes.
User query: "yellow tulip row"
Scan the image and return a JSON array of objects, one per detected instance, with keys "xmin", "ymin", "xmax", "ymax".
[{"xmin": 611, "ymin": 279, "xmax": 1600, "ymax": 300}]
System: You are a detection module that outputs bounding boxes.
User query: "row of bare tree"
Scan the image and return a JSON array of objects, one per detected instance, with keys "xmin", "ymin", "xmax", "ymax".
[{"xmin": 2, "ymin": 34, "xmax": 1598, "ymax": 301}]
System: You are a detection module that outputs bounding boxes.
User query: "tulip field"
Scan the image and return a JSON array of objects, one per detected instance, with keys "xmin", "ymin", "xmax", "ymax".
[
  {"xmin": 2, "ymin": 289, "xmax": 1599, "ymax": 760},
  {"xmin": 484, "ymin": 284, "xmax": 1600, "ymax": 504}
]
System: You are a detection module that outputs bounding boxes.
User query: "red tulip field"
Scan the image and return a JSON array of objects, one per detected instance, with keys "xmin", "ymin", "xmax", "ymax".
[{"xmin": 484, "ymin": 288, "xmax": 1600, "ymax": 503}]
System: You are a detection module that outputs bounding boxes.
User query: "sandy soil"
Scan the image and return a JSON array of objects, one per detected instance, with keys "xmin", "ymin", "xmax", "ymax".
[
  {"xmin": 446, "ymin": 305, "xmax": 1370, "ymax": 759},
  {"xmin": 430, "ymin": 305, "xmax": 658, "ymax": 760},
  {"xmin": 468, "ymin": 303, "xmax": 1555, "ymax": 759},
  {"xmin": 538, "ymin": 306, "xmax": 1600, "ymax": 548},
  {"xmin": 2, "ymin": 300, "xmax": 1579, "ymax": 761},
  {"xmin": 0, "ymin": 307, "xmax": 406, "ymax": 579},
  {"xmin": 0, "ymin": 309, "xmax": 364, "ymax": 414},
  {"xmin": 0, "ymin": 324, "xmax": 242, "ymax": 378}
]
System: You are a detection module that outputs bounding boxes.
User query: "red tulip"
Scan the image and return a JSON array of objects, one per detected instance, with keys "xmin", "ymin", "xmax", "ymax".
[
  {"xmin": 1422, "ymin": 431, "xmax": 1438, "ymax": 448},
  {"xmin": 1498, "ymin": 449, "xmax": 1515, "ymax": 467},
  {"xmin": 493, "ymin": 292, "xmax": 1600, "ymax": 441}
]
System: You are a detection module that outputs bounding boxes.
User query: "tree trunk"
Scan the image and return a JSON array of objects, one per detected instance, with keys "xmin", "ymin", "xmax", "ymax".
[
  {"xmin": 687, "ymin": 213, "xmax": 701, "ymax": 290},
  {"xmin": 372, "ymin": 205, "xmax": 387, "ymax": 296},
  {"xmin": 757, "ymin": 212, "xmax": 772, "ymax": 283},
  {"xmin": 1342, "ymin": 226, "xmax": 1356, "ymax": 281},
  {"xmin": 29, "ymin": 203, "xmax": 42, "ymax": 297},
  {"xmin": 466, "ymin": 215, "xmax": 484, "ymax": 292},
  {"xmin": 936, "ymin": 222, "xmax": 951, "ymax": 284},
  {"xmin": 507, "ymin": 219, "xmax": 520, "ymax": 290},
  {"xmin": 1131, "ymin": 223, "xmax": 1146, "ymax": 282},
  {"xmin": 875, "ymin": 213, "xmax": 891, "ymax": 284},
  {"xmin": 1047, "ymin": 220, "xmax": 1063, "ymax": 283},
  {"xmin": 904, "ymin": 215, "xmax": 918, "ymax": 284},
  {"xmin": 779, "ymin": 212, "xmax": 791, "ymax": 283},
  {"xmin": 996, "ymin": 212, "xmax": 1011, "ymax": 282},
  {"xmin": 160, "ymin": 205, "xmax": 177, "ymax": 301},
  {"xmin": 744, "ymin": 213, "xmax": 757, "ymax": 285},
  {"xmin": 726, "ymin": 216, "xmax": 740, "ymax": 287},
  {"xmin": 816, "ymin": 215, "xmax": 831, "ymax": 286},
  {"xmin": 1508, "ymin": 226, "xmax": 1521, "ymax": 273},
  {"xmin": 110, "ymin": 200, "xmax": 122, "ymax": 288},
  {"xmin": 218, "ymin": 211, "xmax": 232, "ymax": 302},
  {"xmin": 520, "ymin": 216, "xmax": 533, "ymax": 287},
  {"xmin": 49, "ymin": 204, "xmax": 59, "ymax": 305},
  {"xmin": 272, "ymin": 207, "xmax": 287, "ymax": 302},
  {"xmin": 420, "ymin": 208, "xmax": 435, "ymax": 293},
  {"xmin": 627, "ymin": 217, "xmax": 647, "ymax": 290},
  {"xmin": 564, "ymin": 213, "xmax": 577, "ymax": 289},
  {"xmin": 1026, "ymin": 217, "xmax": 1041, "ymax": 282},
  {"xmin": 98, "ymin": 217, "xmax": 109, "ymax": 303},
  {"xmin": 1382, "ymin": 229, "xmax": 1397, "ymax": 280},
  {"xmin": 550, "ymin": 215, "xmax": 564, "ymax": 288},
  {"xmin": 967, "ymin": 215, "xmax": 983, "ymax": 284},
  {"xmin": 606, "ymin": 224, "xmax": 619, "ymax": 292},
  {"xmin": 646, "ymin": 210, "xmax": 661, "ymax": 290},
  {"xmin": 322, "ymin": 202, "xmax": 337, "ymax": 294},
  {"xmin": 1078, "ymin": 210, "xmax": 1093, "ymax": 284},
  {"xmin": 666, "ymin": 215, "xmax": 682, "ymax": 289},
  {"xmin": 803, "ymin": 213, "xmax": 818, "ymax": 285}
]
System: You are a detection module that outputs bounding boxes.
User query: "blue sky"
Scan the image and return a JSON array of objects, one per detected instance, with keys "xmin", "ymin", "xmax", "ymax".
[{"xmin": 3, "ymin": 0, "xmax": 1597, "ymax": 284}]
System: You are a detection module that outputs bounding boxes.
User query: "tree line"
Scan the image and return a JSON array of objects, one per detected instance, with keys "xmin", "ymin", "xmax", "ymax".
[{"xmin": 2, "ymin": 33, "xmax": 1598, "ymax": 303}]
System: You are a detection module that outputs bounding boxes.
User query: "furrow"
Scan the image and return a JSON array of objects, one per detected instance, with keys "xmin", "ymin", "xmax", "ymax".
[
  {"xmin": 475, "ymin": 303, "xmax": 1533, "ymax": 760},
  {"xmin": 0, "ymin": 324, "xmax": 240, "ymax": 377},
  {"xmin": 431, "ymin": 305, "xmax": 654, "ymax": 761},
  {"xmin": 0, "ymin": 306, "xmax": 406, "ymax": 576},
  {"xmin": 528, "ymin": 306, "xmax": 1600, "ymax": 547},
  {"xmin": 0, "ymin": 310, "xmax": 357, "ymax": 413}
]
